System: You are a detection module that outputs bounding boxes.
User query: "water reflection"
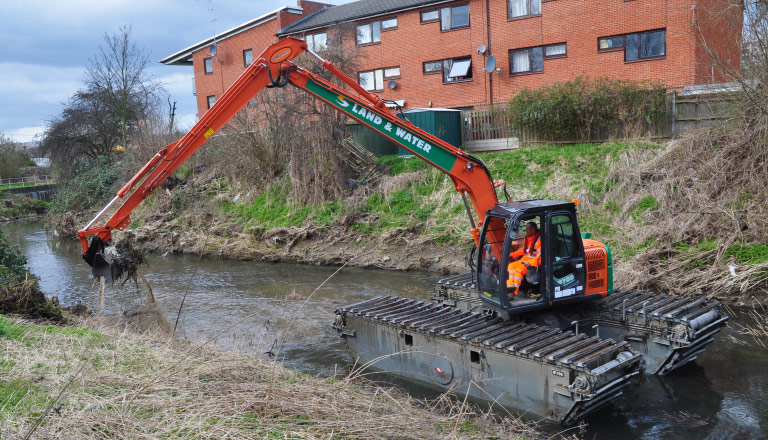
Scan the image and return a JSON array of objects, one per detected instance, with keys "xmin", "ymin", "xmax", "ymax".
[{"xmin": 2, "ymin": 221, "xmax": 767, "ymax": 439}]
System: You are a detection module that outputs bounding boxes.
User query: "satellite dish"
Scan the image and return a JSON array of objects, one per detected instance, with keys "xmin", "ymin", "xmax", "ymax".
[
  {"xmin": 209, "ymin": 43, "xmax": 217, "ymax": 57},
  {"xmin": 477, "ymin": 45, "xmax": 487, "ymax": 54},
  {"xmin": 387, "ymin": 80, "xmax": 397, "ymax": 89},
  {"xmin": 485, "ymin": 55, "xmax": 496, "ymax": 73}
]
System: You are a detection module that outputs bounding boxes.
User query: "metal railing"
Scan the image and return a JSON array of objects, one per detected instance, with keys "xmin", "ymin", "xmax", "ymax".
[{"xmin": 0, "ymin": 175, "xmax": 58, "ymax": 190}]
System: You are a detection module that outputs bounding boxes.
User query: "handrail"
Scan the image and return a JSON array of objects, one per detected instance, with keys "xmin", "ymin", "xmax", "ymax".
[{"xmin": 0, "ymin": 175, "xmax": 58, "ymax": 189}]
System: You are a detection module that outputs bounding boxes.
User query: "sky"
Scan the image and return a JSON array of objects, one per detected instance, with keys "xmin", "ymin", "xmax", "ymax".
[{"xmin": 0, "ymin": 0, "xmax": 351, "ymax": 143}]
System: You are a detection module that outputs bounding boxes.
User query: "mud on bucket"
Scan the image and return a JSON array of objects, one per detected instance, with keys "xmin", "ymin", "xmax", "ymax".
[{"xmin": 83, "ymin": 236, "xmax": 146, "ymax": 283}]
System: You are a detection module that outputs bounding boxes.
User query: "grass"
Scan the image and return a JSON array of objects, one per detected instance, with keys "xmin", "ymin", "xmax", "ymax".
[
  {"xmin": 631, "ymin": 196, "xmax": 660, "ymax": 223},
  {"xmin": 0, "ymin": 314, "xmax": 550, "ymax": 439},
  {"xmin": 725, "ymin": 243, "xmax": 768, "ymax": 265},
  {"xmin": 0, "ymin": 194, "xmax": 48, "ymax": 218},
  {"xmin": 224, "ymin": 185, "xmax": 340, "ymax": 232}
]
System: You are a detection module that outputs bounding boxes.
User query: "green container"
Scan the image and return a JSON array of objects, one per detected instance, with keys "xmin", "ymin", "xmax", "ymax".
[
  {"xmin": 346, "ymin": 122, "xmax": 397, "ymax": 157},
  {"xmin": 346, "ymin": 108, "xmax": 464, "ymax": 158},
  {"xmin": 397, "ymin": 108, "xmax": 463, "ymax": 157}
]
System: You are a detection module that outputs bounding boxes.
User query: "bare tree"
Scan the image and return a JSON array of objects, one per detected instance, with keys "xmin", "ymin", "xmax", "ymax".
[
  {"xmin": 84, "ymin": 24, "xmax": 163, "ymax": 149},
  {"xmin": 42, "ymin": 25, "xmax": 166, "ymax": 175},
  {"xmin": 205, "ymin": 23, "xmax": 364, "ymax": 205},
  {"xmin": 694, "ymin": 1, "xmax": 767, "ymax": 115}
]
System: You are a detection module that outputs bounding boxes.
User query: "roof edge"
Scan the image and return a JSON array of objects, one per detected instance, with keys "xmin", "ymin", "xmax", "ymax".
[
  {"xmin": 160, "ymin": 6, "xmax": 298, "ymax": 66},
  {"xmin": 278, "ymin": 0, "xmax": 458, "ymax": 36}
]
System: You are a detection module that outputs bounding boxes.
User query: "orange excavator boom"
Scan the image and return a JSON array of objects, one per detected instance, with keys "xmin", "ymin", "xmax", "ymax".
[{"xmin": 78, "ymin": 37, "xmax": 506, "ymax": 268}]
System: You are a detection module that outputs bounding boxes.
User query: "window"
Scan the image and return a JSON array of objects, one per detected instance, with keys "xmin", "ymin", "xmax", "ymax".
[
  {"xmin": 203, "ymin": 57, "xmax": 213, "ymax": 74},
  {"xmin": 440, "ymin": 4, "xmax": 469, "ymax": 30},
  {"xmin": 599, "ymin": 29, "xmax": 665, "ymax": 62},
  {"xmin": 305, "ymin": 32, "xmax": 327, "ymax": 51},
  {"xmin": 358, "ymin": 66, "xmax": 401, "ymax": 91},
  {"xmin": 550, "ymin": 214, "xmax": 581, "ymax": 290},
  {"xmin": 383, "ymin": 66, "xmax": 401, "ymax": 78},
  {"xmin": 381, "ymin": 17, "xmax": 397, "ymax": 30},
  {"xmin": 422, "ymin": 4, "xmax": 469, "ymax": 30},
  {"xmin": 357, "ymin": 21, "xmax": 381, "ymax": 45},
  {"xmin": 423, "ymin": 60, "xmax": 442, "ymax": 74},
  {"xmin": 598, "ymin": 35, "xmax": 624, "ymax": 50},
  {"xmin": 423, "ymin": 57, "xmax": 473, "ymax": 83},
  {"xmin": 206, "ymin": 95, "xmax": 216, "ymax": 109},
  {"xmin": 508, "ymin": 0, "xmax": 541, "ymax": 19},
  {"xmin": 243, "ymin": 49, "xmax": 253, "ymax": 67},
  {"xmin": 509, "ymin": 43, "xmax": 565, "ymax": 74},
  {"xmin": 510, "ymin": 47, "xmax": 543, "ymax": 74},
  {"xmin": 421, "ymin": 10, "xmax": 439, "ymax": 22},
  {"xmin": 544, "ymin": 43, "xmax": 566, "ymax": 58}
]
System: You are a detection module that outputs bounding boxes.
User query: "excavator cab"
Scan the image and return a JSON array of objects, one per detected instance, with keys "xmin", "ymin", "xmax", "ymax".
[{"xmin": 475, "ymin": 199, "xmax": 609, "ymax": 315}]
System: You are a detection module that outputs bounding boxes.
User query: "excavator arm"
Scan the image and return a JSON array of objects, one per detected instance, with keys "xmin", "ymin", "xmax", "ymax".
[{"xmin": 78, "ymin": 37, "xmax": 507, "ymax": 272}]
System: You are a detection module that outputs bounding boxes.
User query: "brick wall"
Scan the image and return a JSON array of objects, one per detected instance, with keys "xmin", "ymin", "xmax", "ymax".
[{"xmin": 187, "ymin": 0, "xmax": 742, "ymax": 115}]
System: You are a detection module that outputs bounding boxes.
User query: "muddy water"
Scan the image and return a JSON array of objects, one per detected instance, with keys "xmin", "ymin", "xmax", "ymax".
[{"xmin": 3, "ymin": 220, "xmax": 767, "ymax": 439}]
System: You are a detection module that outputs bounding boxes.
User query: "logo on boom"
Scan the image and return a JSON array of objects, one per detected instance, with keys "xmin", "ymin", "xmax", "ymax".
[
  {"xmin": 336, "ymin": 95, "xmax": 350, "ymax": 108},
  {"xmin": 270, "ymin": 47, "xmax": 292, "ymax": 63}
]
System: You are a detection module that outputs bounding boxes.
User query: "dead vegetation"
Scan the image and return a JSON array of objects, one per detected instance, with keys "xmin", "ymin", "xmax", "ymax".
[
  {"xmin": 0, "ymin": 276, "xmax": 62, "ymax": 321},
  {"xmin": 603, "ymin": 105, "xmax": 768, "ymax": 300},
  {"xmin": 0, "ymin": 315, "xmax": 564, "ymax": 440}
]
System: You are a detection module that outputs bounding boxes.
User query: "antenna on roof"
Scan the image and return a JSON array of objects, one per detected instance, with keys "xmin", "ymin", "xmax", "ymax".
[{"xmin": 208, "ymin": 0, "xmax": 218, "ymax": 59}]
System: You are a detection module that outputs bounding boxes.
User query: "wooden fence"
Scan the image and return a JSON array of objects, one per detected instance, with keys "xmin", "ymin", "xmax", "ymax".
[{"xmin": 460, "ymin": 90, "xmax": 735, "ymax": 151}]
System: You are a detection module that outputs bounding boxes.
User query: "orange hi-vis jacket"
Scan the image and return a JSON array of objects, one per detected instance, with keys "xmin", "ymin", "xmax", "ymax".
[{"xmin": 510, "ymin": 232, "xmax": 541, "ymax": 267}]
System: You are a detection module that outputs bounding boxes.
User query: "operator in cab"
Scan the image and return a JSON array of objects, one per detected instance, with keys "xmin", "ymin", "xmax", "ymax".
[{"xmin": 507, "ymin": 221, "xmax": 541, "ymax": 297}]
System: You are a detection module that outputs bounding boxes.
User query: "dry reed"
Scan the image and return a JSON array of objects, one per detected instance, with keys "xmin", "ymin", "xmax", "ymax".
[{"xmin": 0, "ymin": 315, "xmax": 565, "ymax": 439}]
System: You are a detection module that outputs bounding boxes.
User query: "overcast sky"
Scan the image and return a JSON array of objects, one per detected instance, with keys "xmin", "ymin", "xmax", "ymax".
[{"xmin": 0, "ymin": 0, "xmax": 352, "ymax": 142}]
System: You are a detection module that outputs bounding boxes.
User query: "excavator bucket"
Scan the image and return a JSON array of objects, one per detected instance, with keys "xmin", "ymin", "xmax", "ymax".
[
  {"xmin": 82, "ymin": 236, "xmax": 146, "ymax": 283},
  {"xmin": 82, "ymin": 236, "xmax": 117, "ymax": 282}
]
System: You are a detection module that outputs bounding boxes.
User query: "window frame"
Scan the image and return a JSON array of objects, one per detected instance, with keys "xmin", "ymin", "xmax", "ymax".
[
  {"xmin": 423, "ymin": 56, "xmax": 473, "ymax": 83},
  {"xmin": 441, "ymin": 4, "xmax": 470, "ymax": 31},
  {"xmin": 597, "ymin": 35, "xmax": 626, "ymax": 52},
  {"xmin": 206, "ymin": 95, "xmax": 216, "ymax": 109},
  {"xmin": 381, "ymin": 17, "xmax": 398, "ymax": 30},
  {"xmin": 243, "ymin": 49, "xmax": 253, "ymax": 68},
  {"xmin": 509, "ymin": 46, "xmax": 544, "ymax": 75},
  {"xmin": 509, "ymin": 43, "xmax": 565, "ymax": 75},
  {"xmin": 358, "ymin": 66, "xmax": 400, "ymax": 91},
  {"xmin": 356, "ymin": 21, "xmax": 382, "ymax": 46},
  {"xmin": 422, "ymin": 60, "xmax": 443, "ymax": 75},
  {"xmin": 382, "ymin": 66, "xmax": 401, "ymax": 79},
  {"xmin": 507, "ymin": 0, "xmax": 542, "ymax": 20},
  {"xmin": 543, "ymin": 43, "xmax": 567, "ymax": 59},
  {"xmin": 421, "ymin": 9, "xmax": 440, "ymax": 23},
  {"xmin": 598, "ymin": 29, "xmax": 666, "ymax": 62},
  {"xmin": 421, "ymin": 3, "xmax": 470, "ymax": 31},
  {"xmin": 203, "ymin": 57, "xmax": 213, "ymax": 75},
  {"xmin": 305, "ymin": 32, "xmax": 328, "ymax": 51}
]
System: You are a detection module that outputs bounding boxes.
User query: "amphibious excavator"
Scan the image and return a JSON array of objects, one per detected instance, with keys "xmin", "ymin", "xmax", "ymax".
[{"xmin": 77, "ymin": 37, "xmax": 727, "ymax": 425}]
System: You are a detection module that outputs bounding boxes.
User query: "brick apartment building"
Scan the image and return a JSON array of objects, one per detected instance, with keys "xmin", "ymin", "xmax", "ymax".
[{"xmin": 161, "ymin": 0, "xmax": 742, "ymax": 118}]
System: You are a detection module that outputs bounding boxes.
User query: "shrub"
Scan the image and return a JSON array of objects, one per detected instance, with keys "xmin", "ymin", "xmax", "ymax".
[
  {"xmin": 508, "ymin": 76, "xmax": 668, "ymax": 142},
  {"xmin": 48, "ymin": 155, "xmax": 119, "ymax": 215}
]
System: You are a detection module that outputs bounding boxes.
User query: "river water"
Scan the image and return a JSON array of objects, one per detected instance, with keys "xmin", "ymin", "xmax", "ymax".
[{"xmin": 3, "ymin": 221, "xmax": 767, "ymax": 439}]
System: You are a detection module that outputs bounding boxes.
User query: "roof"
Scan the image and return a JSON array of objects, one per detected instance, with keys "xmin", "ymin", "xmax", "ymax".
[
  {"xmin": 160, "ymin": 6, "xmax": 302, "ymax": 66},
  {"xmin": 279, "ymin": 0, "xmax": 456, "ymax": 35},
  {"xmin": 489, "ymin": 199, "xmax": 575, "ymax": 218}
]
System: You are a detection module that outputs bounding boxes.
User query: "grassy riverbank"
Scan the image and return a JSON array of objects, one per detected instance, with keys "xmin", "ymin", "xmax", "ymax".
[
  {"xmin": 48, "ymin": 139, "xmax": 768, "ymax": 301},
  {"xmin": 0, "ymin": 313, "xmax": 549, "ymax": 439},
  {"xmin": 0, "ymin": 194, "xmax": 47, "ymax": 223}
]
